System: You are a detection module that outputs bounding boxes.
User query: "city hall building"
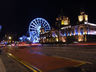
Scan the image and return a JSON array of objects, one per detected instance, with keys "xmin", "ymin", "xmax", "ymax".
[
  {"xmin": 40, "ymin": 11, "xmax": 96, "ymax": 43},
  {"xmin": 60, "ymin": 12, "xmax": 96, "ymax": 43},
  {"xmin": 61, "ymin": 22, "xmax": 96, "ymax": 43}
]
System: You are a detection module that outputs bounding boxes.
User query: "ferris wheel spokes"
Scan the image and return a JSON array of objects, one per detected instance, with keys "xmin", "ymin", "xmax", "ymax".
[{"xmin": 29, "ymin": 18, "xmax": 51, "ymax": 43}]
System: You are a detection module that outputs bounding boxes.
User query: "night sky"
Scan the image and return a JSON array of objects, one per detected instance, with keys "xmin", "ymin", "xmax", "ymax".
[{"xmin": 0, "ymin": 0, "xmax": 96, "ymax": 38}]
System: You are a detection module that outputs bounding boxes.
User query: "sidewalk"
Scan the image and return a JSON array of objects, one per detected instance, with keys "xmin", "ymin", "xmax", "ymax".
[
  {"xmin": 0, "ymin": 52, "xmax": 29, "ymax": 72},
  {"xmin": 0, "ymin": 57, "xmax": 6, "ymax": 72}
]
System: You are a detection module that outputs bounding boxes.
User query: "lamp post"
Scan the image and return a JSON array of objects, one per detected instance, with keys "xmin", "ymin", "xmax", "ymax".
[
  {"xmin": 8, "ymin": 36, "xmax": 12, "ymax": 40},
  {"xmin": 8, "ymin": 36, "xmax": 12, "ymax": 43}
]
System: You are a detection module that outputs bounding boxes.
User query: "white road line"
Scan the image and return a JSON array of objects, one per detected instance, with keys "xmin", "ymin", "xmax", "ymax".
[
  {"xmin": 52, "ymin": 55, "xmax": 93, "ymax": 64},
  {"xmin": 0, "ymin": 58, "xmax": 6, "ymax": 72}
]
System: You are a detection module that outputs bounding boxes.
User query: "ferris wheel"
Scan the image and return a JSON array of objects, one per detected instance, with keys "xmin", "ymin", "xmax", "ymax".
[{"xmin": 29, "ymin": 18, "xmax": 51, "ymax": 43}]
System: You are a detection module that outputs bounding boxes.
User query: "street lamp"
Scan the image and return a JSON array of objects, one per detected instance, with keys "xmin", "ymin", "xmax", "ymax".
[
  {"xmin": 8, "ymin": 36, "xmax": 12, "ymax": 40},
  {"xmin": 8, "ymin": 36, "xmax": 12, "ymax": 43}
]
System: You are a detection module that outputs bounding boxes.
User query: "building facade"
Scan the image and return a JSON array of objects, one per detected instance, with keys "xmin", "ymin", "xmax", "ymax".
[
  {"xmin": 61, "ymin": 23, "xmax": 96, "ymax": 43},
  {"xmin": 40, "ymin": 11, "xmax": 96, "ymax": 43}
]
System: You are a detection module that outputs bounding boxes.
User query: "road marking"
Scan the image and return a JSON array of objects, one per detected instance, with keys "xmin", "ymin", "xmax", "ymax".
[
  {"xmin": 0, "ymin": 58, "xmax": 6, "ymax": 72},
  {"xmin": 7, "ymin": 53, "xmax": 42, "ymax": 72},
  {"xmin": 52, "ymin": 55, "xmax": 93, "ymax": 66}
]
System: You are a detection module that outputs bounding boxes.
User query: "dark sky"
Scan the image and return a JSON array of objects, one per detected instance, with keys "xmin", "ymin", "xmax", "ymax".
[{"xmin": 0, "ymin": 0, "xmax": 96, "ymax": 37}]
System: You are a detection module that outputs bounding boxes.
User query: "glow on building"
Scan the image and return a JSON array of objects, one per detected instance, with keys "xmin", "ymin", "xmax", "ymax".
[
  {"xmin": 56, "ymin": 16, "xmax": 70, "ymax": 26},
  {"xmin": 61, "ymin": 37, "xmax": 66, "ymax": 42},
  {"xmin": 84, "ymin": 22, "xmax": 96, "ymax": 26},
  {"xmin": 61, "ymin": 17, "xmax": 69, "ymax": 25},
  {"xmin": 78, "ymin": 35, "xmax": 84, "ymax": 42}
]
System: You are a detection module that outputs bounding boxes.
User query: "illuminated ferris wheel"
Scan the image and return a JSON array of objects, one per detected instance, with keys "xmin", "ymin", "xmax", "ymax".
[{"xmin": 29, "ymin": 18, "xmax": 51, "ymax": 43}]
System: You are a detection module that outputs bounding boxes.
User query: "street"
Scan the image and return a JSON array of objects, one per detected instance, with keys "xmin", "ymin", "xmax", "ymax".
[
  {"xmin": 1, "ymin": 44, "xmax": 96, "ymax": 72},
  {"xmin": 0, "ymin": 58, "xmax": 6, "ymax": 72},
  {"xmin": 40, "ymin": 45, "xmax": 96, "ymax": 63}
]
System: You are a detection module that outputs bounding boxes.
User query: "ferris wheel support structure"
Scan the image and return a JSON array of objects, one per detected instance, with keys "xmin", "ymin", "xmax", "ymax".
[{"xmin": 29, "ymin": 18, "xmax": 51, "ymax": 43}]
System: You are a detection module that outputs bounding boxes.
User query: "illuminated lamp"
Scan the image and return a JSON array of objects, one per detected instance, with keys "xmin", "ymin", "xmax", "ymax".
[
  {"xmin": 78, "ymin": 38, "xmax": 82, "ymax": 42},
  {"xmin": 61, "ymin": 20, "xmax": 64, "ymax": 25},
  {"xmin": 9, "ymin": 36, "xmax": 12, "ymax": 40},
  {"xmin": 61, "ymin": 20, "xmax": 69, "ymax": 25},
  {"xmin": 56, "ymin": 37, "xmax": 58, "ymax": 42},
  {"xmin": 84, "ymin": 14, "xmax": 88, "ymax": 21},
  {"xmin": 78, "ymin": 15, "xmax": 83, "ymax": 22}
]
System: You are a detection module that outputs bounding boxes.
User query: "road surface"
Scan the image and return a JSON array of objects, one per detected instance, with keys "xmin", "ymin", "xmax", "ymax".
[
  {"xmin": 0, "ymin": 58, "xmax": 6, "ymax": 72},
  {"xmin": 2, "ymin": 44, "xmax": 96, "ymax": 72},
  {"xmin": 0, "ymin": 51, "xmax": 30, "ymax": 72}
]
